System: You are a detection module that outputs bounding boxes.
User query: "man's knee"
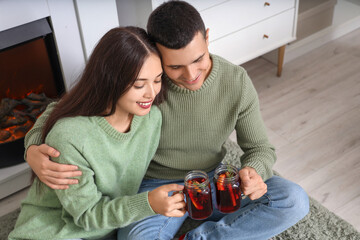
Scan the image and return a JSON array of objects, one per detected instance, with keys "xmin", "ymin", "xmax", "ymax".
[
  {"xmin": 267, "ymin": 176, "xmax": 310, "ymax": 221},
  {"xmin": 287, "ymin": 181, "xmax": 309, "ymax": 218}
]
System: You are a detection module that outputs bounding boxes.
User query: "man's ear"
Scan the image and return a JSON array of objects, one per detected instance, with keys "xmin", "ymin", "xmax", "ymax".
[{"xmin": 205, "ymin": 28, "xmax": 210, "ymax": 46}]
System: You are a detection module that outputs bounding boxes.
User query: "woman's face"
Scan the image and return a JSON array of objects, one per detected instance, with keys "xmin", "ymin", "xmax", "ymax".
[{"xmin": 116, "ymin": 53, "xmax": 163, "ymax": 117}]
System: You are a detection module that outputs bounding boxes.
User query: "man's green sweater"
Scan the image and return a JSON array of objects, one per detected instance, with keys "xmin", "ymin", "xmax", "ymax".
[
  {"xmin": 146, "ymin": 54, "xmax": 276, "ymax": 181},
  {"xmin": 24, "ymin": 54, "xmax": 275, "ymax": 182},
  {"xmin": 9, "ymin": 106, "xmax": 161, "ymax": 240}
]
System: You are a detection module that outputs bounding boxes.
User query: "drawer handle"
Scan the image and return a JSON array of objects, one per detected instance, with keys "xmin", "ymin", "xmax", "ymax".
[
  {"xmin": 264, "ymin": 2, "xmax": 270, "ymax": 6},
  {"xmin": 263, "ymin": 34, "xmax": 269, "ymax": 39}
]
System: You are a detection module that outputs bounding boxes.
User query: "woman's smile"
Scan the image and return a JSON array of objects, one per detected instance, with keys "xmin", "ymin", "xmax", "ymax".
[{"xmin": 137, "ymin": 100, "xmax": 153, "ymax": 109}]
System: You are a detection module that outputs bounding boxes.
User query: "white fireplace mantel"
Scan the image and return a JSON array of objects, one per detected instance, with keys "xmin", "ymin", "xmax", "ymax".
[{"xmin": 0, "ymin": 0, "xmax": 119, "ymax": 91}]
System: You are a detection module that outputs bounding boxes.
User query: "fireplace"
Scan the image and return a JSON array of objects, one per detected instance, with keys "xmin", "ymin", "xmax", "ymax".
[
  {"xmin": 0, "ymin": 0, "xmax": 120, "ymax": 200},
  {"xmin": 0, "ymin": 18, "xmax": 65, "ymax": 168}
]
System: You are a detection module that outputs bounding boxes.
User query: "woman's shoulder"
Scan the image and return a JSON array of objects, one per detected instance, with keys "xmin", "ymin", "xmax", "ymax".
[
  {"xmin": 54, "ymin": 116, "xmax": 92, "ymax": 129},
  {"xmin": 47, "ymin": 116, "xmax": 94, "ymax": 140}
]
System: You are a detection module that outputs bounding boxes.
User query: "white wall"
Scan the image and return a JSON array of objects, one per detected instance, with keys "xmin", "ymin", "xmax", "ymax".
[
  {"xmin": 0, "ymin": 0, "xmax": 49, "ymax": 31},
  {"xmin": 47, "ymin": 0, "xmax": 85, "ymax": 90},
  {"xmin": 75, "ymin": 0, "xmax": 119, "ymax": 59},
  {"xmin": 116, "ymin": 0, "xmax": 152, "ymax": 28}
]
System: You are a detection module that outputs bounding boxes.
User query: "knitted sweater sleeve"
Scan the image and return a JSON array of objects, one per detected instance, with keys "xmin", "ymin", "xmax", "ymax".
[
  {"xmin": 45, "ymin": 123, "xmax": 156, "ymax": 229},
  {"xmin": 23, "ymin": 102, "xmax": 56, "ymax": 159},
  {"xmin": 235, "ymin": 72, "xmax": 276, "ymax": 181}
]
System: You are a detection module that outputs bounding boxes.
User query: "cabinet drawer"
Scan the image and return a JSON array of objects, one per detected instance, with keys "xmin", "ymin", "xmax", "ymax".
[
  {"xmin": 151, "ymin": 1, "xmax": 296, "ymax": 42},
  {"xmin": 200, "ymin": 0, "xmax": 296, "ymax": 41},
  {"xmin": 209, "ymin": 8, "xmax": 295, "ymax": 65}
]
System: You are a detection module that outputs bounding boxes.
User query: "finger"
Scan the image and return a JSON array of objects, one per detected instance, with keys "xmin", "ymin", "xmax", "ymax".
[
  {"xmin": 41, "ymin": 180, "xmax": 69, "ymax": 190},
  {"xmin": 165, "ymin": 201, "xmax": 186, "ymax": 213},
  {"xmin": 39, "ymin": 144, "xmax": 60, "ymax": 157},
  {"xmin": 171, "ymin": 190, "xmax": 183, "ymax": 196},
  {"xmin": 162, "ymin": 184, "xmax": 184, "ymax": 192},
  {"xmin": 241, "ymin": 183, "xmax": 258, "ymax": 196},
  {"xmin": 248, "ymin": 189, "xmax": 260, "ymax": 200},
  {"xmin": 169, "ymin": 192, "xmax": 185, "ymax": 202},
  {"xmin": 44, "ymin": 168, "xmax": 82, "ymax": 179},
  {"xmin": 45, "ymin": 176, "xmax": 79, "ymax": 185},
  {"xmin": 247, "ymin": 184, "xmax": 267, "ymax": 200},
  {"xmin": 242, "ymin": 188, "xmax": 254, "ymax": 196},
  {"xmin": 167, "ymin": 209, "xmax": 186, "ymax": 218},
  {"xmin": 173, "ymin": 201, "xmax": 186, "ymax": 210},
  {"xmin": 50, "ymin": 170, "xmax": 82, "ymax": 179},
  {"xmin": 240, "ymin": 177, "xmax": 254, "ymax": 190},
  {"xmin": 242, "ymin": 180, "xmax": 265, "ymax": 196},
  {"xmin": 46, "ymin": 161, "xmax": 80, "ymax": 172},
  {"xmin": 248, "ymin": 190, "xmax": 266, "ymax": 200}
]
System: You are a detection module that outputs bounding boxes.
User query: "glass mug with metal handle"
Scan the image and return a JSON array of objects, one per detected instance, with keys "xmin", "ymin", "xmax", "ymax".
[
  {"xmin": 214, "ymin": 164, "xmax": 242, "ymax": 213},
  {"xmin": 184, "ymin": 170, "xmax": 213, "ymax": 220}
]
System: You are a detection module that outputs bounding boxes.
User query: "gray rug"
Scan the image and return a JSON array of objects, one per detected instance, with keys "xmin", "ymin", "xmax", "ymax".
[{"xmin": 1, "ymin": 140, "xmax": 359, "ymax": 239}]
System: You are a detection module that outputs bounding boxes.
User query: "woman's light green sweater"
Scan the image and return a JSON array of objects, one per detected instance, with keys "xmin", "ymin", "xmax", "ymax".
[{"xmin": 9, "ymin": 106, "xmax": 161, "ymax": 240}]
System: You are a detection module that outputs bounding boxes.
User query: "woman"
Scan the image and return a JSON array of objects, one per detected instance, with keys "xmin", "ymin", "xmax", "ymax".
[{"xmin": 9, "ymin": 27, "xmax": 185, "ymax": 240}]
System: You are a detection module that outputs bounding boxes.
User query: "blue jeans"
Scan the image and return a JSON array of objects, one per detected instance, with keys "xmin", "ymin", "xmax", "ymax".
[{"xmin": 117, "ymin": 173, "xmax": 309, "ymax": 240}]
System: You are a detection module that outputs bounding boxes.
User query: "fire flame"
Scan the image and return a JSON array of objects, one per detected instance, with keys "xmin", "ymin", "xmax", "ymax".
[{"xmin": 0, "ymin": 91, "xmax": 49, "ymax": 144}]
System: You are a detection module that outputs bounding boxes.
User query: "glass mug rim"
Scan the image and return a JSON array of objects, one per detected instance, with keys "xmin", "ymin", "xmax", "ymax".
[
  {"xmin": 184, "ymin": 170, "xmax": 210, "ymax": 188},
  {"xmin": 214, "ymin": 163, "xmax": 239, "ymax": 182}
]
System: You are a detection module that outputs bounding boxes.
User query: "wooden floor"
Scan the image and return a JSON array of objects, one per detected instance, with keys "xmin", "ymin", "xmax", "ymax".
[
  {"xmin": 1, "ymin": 27, "xmax": 359, "ymax": 232},
  {"xmin": 241, "ymin": 27, "xmax": 360, "ymax": 231}
]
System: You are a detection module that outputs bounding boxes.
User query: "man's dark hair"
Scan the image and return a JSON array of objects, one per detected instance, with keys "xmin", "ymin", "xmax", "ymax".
[{"xmin": 147, "ymin": 1, "xmax": 206, "ymax": 49}]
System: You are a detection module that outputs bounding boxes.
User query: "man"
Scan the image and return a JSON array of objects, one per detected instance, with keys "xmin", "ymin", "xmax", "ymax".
[{"xmin": 25, "ymin": 1, "xmax": 309, "ymax": 239}]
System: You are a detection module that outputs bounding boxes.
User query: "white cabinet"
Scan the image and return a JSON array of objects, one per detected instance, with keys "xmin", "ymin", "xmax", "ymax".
[
  {"xmin": 151, "ymin": 0, "xmax": 299, "ymax": 76},
  {"xmin": 209, "ymin": 7, "xmax": 295, "ymax": 65}
]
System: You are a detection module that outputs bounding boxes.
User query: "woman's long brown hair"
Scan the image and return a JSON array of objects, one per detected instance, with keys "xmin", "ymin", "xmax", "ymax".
[{"xmin": 41, "ymin": 27, "xmax": 166, "ymax": 142}]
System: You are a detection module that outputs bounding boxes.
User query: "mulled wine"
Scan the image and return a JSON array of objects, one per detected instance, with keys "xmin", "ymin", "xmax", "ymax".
[
  {"xmin": 184, "ymin": 170, "xmax": 213, "ymax": 220},
  {"xmin": 214, "ymin": 164, "xmax": 241, "ymax": 213}
]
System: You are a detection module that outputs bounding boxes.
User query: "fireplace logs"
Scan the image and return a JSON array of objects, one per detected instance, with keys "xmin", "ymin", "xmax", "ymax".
[{"xmin": 0, "ymin": 92, "xmax": 51, "ymax": 144}]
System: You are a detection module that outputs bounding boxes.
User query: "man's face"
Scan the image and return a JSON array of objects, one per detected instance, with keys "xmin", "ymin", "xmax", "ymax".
[{"xmin": 156, "ymin": 30, "xmax": 212, "ymax": 91}]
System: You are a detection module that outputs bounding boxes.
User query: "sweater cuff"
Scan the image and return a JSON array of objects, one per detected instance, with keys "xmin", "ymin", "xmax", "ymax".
[
  {"xmin": 127, "ymin": 191, "xmax": 156, "ymax": 218},
  {"xmin": 242, "ymin": 160, "xmax": 273, "ymax": 182}
]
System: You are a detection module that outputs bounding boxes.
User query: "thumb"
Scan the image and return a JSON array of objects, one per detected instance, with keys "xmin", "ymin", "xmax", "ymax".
[
  {"xmin": 39, "ymin": 144, "xmax": 60, "ymax": 158},
  {"xmin": 161, "ymin": 184, "xmax": 184, "ymax": 193}
]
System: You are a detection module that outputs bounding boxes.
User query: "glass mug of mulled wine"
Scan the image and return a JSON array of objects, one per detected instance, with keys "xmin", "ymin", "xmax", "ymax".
[
  {"xmin": 184, "ymin": 170, "xmax": 213, "ymax": 220},
  {"xmin": 214, "ymin": 164, "xmax": 242, "ymax": 213}
]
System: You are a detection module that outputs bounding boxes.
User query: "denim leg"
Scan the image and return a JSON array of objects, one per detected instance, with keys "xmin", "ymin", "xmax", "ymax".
[
  {"xmin": 117, "ymin": 213, "xmax": 188, "ymax": 240},
  {"xmin": 117, "ymin": 178, "xmax": 187, "ymax": 240},
  {"xmin": 185, "ymin": 176, "xmax": 310, "ymax": 240}
]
